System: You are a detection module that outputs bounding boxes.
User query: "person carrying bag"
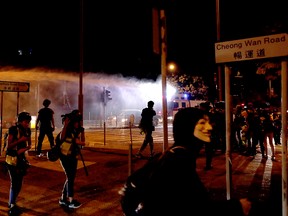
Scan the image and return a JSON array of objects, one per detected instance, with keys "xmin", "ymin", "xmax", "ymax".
[{"xmin": 5, "ymin": 112, "xmax": 32, "ymax": 216}]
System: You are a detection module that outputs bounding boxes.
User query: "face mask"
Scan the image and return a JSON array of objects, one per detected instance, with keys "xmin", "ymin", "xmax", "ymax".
[{"xmin": 193, "ymin": 115, "xmax": 212, "ymax": 143}]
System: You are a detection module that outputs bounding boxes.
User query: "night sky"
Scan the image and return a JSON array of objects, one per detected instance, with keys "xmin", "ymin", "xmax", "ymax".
[{"xmin": 0, "ymin": 0, "xmax": 287, "ymax": 80}]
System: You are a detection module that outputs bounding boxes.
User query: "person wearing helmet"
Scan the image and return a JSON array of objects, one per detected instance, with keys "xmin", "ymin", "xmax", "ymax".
[
  {"xmin": 6, "ymin": 112, "xmax": 32, "ymax": 216},
  {"xmin": 136, "ymin": 101, "xmax": 156, "ymax": 159},
  {"xmin": 58, "ymin": 110, "xmax": 85, "ymax": 209},
  {"xmin": 35, "ymin": 99, "xmax": 55, "ymax": 158}
]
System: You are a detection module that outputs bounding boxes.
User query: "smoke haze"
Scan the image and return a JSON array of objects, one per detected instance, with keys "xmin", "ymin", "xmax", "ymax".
[{"xmin": 0, "ymin": 66, "xmax": 175, "ymax": 127}]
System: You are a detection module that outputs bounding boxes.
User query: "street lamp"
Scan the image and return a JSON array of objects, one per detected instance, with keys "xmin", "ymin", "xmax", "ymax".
[{"xmin": 167, "ymin": 62, "xmax": 177, "ymax": 75}]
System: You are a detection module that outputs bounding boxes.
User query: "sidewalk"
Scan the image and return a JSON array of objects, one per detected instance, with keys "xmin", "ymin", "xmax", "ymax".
[{"xmin": 0, "ymin": 135, "xmax": 284, "ymax": 216}]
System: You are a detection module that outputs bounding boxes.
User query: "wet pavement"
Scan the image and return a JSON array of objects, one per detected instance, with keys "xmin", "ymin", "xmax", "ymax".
[{"xmin": 0, "ymin": 131, "xmax": 284, "ymax": 216}]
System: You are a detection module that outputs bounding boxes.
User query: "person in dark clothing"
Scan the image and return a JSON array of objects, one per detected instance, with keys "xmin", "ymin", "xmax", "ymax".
[
  {"xmin": 273, "ymin": 112, "xmax": 281, "ymax": 145},
  {"xmin": 143, "ymin": 108, "xmax": 252, "ymax": 216},
  {"xmin": 58, "ymin": 110, "xmax": 85, "ymax": 209},
  {"xmin": 240, "ymin": 108, "xmax": 255, "ymax": 156},
  {"xmin": 6, "ymin": 112, "xmax": 32, "ymax": 216},
  {"xmin": 199, "ymin": 102, "xmax": 214, "ymax": 170},
  {"xmin": 249, "ymin": 109, "xmax": 265, "ymax": 158},
  {"xmin": 233, "ymin": 105, "xmax": 244, "ymax": 151},
  {"xmin": 262, "ymin": 110, "xmax": 276, "ymax": 160},
  {"xmin": 36, "ymin": 99, "xmax": 55, "ymax": 157},
  {"xmin": 136, "ymin": 101, "xmax": 156, "ymax": 158}
]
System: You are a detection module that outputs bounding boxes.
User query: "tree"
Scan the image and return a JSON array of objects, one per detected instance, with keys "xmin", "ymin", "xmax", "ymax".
[
  {"xmin": 256, "ymin": 61, "xmax": 281, "ymax": 102},
  {"xmin": 167, "ymin": 74, "xmax": 209, "ymax": 100}
]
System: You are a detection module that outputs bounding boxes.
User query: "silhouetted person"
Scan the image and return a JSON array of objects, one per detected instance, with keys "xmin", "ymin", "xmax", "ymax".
[
  {"xmin": 136, "ymin": 101, "xmax": 156, "ymax": 158},
  {"xmin": 36, "ymin": 99, "xmax": 55, "ymax": 157}
]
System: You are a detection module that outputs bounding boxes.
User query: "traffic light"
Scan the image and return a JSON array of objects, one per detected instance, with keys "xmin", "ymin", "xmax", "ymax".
[
  {"xmin": 102, "ymin": 89, "xmax": 112, "ymax": 105},
  {"xmin": 105, "ymin": 90, "xmax": 112, "ymax": 101}
]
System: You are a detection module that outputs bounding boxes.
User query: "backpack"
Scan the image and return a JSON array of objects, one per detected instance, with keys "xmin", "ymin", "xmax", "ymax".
[
  {"xmin": 118, "ymin": 152, "xmax": 162, "ymax": 216},
  {"xmin": 3, "ymin": 127, "xmax": 20, "ymax": 154},
  {"xmin": 4, "ymin": 126, "xmax": 31, "ymax": 175},
  {"xmin": 47, "ymin": 132, "xmax": 62, "ymax": 162}
]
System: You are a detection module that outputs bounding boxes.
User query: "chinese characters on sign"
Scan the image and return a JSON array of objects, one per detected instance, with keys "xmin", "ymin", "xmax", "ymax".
[
  {"xmin": 215, "ymin": 33, "xmax": 288, "ymax": 63},
  {"xmin": 0, "ymin": 81, "xmax": 30, "ymax": 92},
  {"xmin": 233, "ymin": 48, "xmax": 265, "ymax": 60}
]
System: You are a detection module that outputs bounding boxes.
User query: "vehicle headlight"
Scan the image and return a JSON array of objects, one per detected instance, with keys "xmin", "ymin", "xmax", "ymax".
[{"xmin": 121, "ymin": 118, "xmax": 128, "ymax": 123}]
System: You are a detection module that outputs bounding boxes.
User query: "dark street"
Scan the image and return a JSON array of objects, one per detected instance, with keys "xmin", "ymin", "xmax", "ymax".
[{"xmin": 0, "ymin": 129, "xmax": 284, "ymax": 216}]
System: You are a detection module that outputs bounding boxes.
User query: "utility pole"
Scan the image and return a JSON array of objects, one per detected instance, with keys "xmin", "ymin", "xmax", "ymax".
[
  {"xmin": 79, "ymin": 0, "xmax": 84, "ymax": 124},
  {"xmin": 160, "ymin": 8, "xmax": 168, "ymax": 151},
  {"xmin": 216, "ymin": 0, "xmax": 223, "ymax": 101}
]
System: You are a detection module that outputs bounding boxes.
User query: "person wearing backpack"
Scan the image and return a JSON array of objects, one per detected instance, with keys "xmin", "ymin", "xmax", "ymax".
[
  {"xmin": 58, "ymin": 110, "xmax": 85, "ymax": 209},
  {"xmin": 141, "ymin": 107, "xmax": 252, "ymax": 216},
  {"xmin": 5, "ymin": 112, "xmax": 32, "ymax": 216}
]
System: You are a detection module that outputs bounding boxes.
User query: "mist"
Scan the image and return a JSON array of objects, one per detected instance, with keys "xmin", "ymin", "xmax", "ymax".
[{"xmin": 0, "ymin": 67, "xmax": 176, "ymax": 127}]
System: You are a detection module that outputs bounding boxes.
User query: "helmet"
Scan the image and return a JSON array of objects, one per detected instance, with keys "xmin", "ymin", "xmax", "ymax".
[{"xmin": 17, "ymin": 112, "xmax": 32, "ymax": 122}]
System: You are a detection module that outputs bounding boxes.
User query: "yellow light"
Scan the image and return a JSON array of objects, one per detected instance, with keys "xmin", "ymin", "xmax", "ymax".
[{"xmin": 30, "ymin": 116, "xmax": 37, "ymax": 129}]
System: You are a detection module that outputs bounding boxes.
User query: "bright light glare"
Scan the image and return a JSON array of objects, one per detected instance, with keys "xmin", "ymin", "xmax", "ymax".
[
  {"xmin": 166, "ymin": 83, "xmax": 177, "ymax": 101},
  {"xmin": 168, "ymin": 64, "xmax": 175, "ymax": 71},
  {"xmin": 137, "ymin": 79, "xmax": 177, "ymax": 106}
]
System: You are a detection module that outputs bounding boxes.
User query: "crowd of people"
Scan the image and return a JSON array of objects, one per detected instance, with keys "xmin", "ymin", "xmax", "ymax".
[
  {"xmin": 3, "ymin": 97, "xmax": 283, "ymax": 216},
  {"xmin": 197, "ymin": 101, "xmax": 282, "ymax": 171},
  {"xmin": 231, "ymin": 103, "xmax": 281, "ymax": 160}
]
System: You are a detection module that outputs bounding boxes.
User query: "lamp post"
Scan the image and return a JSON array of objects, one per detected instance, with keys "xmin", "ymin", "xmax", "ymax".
[{"xmin": 79, "ymin": 0, "xmax": 84, "ymax": 124}]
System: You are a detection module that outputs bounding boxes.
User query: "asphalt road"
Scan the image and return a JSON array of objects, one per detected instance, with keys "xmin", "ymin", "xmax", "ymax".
[{"xmin": 0, "ymin": 127, "xmax": 284, "ymax": 216}]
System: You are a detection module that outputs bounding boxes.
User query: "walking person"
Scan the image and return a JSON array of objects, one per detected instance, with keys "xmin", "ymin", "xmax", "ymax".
[
  {"xmin": 58, "ymin": 110, "xmax": 85, "ymax": 209},
  {"xmin": 136, "ymin": 101, "xmax": 156, "ymax": 159},
  {"xmin": 36, "ymin": 99, "xmax": 55, "ymax": 157},
  {"xmin": 142, "ymin": 108, "xmax": 252, "ymax": 216},
  {"xmin": 5, "ymin": 112, "xmax": 32, "ymax": 216}
]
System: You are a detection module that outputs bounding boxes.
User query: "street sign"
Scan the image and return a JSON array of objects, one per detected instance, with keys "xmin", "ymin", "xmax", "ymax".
[
  {"xmin": 215, "ymin": 33, "xmax": 288, "ymax": 63},
  {"xmin": 0, "ymin": 81, "xmax": 30, "ymax": 92}
]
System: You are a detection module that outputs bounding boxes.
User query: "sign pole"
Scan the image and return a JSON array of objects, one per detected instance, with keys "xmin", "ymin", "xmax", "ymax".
[
  {"xmin": 224, "ymin": 65, "xmax": 232, "ymax": 200},
  {"xmin": 0, "ymin": 92, "xmax": 3, "ymax": 156},
  {"xmin": 281, "ymin": 60, "xmax": 287, "ymax": 216}
]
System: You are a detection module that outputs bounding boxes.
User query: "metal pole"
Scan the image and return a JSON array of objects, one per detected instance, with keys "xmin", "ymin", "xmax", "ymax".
[
  {"xmin": 216, "ymin": 0, "xmax": 223, "ymax": 101},
  {"xmin": 224, "ymin": 65, "xmax": 232, "ymax": 200},
  {"xmin": 35, "ymin": 127, "xmax": 38, "ymax": 152},
  {"xmin": 160, "ymin": 9, "xmax": 168, "ymax": 151},
  {"xmin": 281, "ymin": 60, "xmax": 287, "ymax": 216},
  {"xmin": 128, "ymin": 120, "xmax": 133, "ymax": 176},
  {"xmin": 17, "ymin": 92, "xmax": 20, "ymax": 115},
  {"xmin": 0, "ymin": 91, "xmax": 3, "ymax": 156},
  {"xmin": 103, "ymin": 87, "xmax": 106, "ymax": 146},
  {"xmin": 79, "ymin": 0, "xmax": 84, "ymax": 123}
]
